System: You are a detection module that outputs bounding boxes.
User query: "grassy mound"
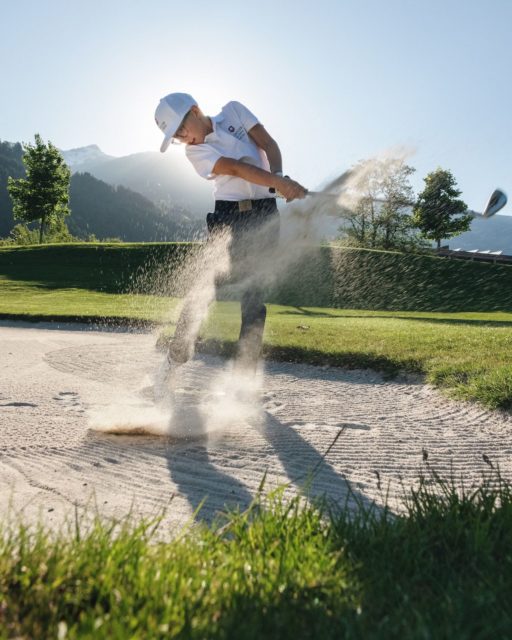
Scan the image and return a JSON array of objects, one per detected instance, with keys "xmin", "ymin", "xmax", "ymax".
[
  {"xmin": 1, "ymin": 242, "xmax": 512, "ymax": 311},
  {"xmin": 0, "ymin": 242, "xmax": 196, "ymax": 294},
  {"xmin": 271, "ymin": 245, "xmax": 512, "ymax": 311}
]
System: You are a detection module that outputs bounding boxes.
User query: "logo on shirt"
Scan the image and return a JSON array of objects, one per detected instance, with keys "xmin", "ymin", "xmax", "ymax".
[{"xmin": 226, "ymin": 123, "xmax": 246, "ymax": 140}]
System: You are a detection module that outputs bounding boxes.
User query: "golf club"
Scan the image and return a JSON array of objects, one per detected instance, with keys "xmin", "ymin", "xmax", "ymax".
[{"xmin": 305, "ymin": 188, "xmax": 508, "ymax": 219}]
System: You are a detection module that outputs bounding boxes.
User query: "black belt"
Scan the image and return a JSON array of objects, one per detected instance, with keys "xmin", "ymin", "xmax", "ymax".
[{"xmin": 214, "ymin": 197, "xmax": 277, "ymax": 214}]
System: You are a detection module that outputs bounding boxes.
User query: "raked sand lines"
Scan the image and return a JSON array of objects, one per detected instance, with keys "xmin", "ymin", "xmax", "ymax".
[{"xmin": 1, "ymin": 322, "xmax": 511, "ymax": 532}]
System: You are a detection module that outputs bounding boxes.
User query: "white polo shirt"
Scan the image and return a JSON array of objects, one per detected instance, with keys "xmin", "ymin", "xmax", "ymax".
[{"xmin": 185, "ymin": 101, "xmax": 272, "ymax": 202}]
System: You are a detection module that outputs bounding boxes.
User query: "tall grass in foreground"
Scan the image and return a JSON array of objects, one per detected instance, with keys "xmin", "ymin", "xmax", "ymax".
[{"xmin": 1, "ymin": 468, "xmax": 511, "ymax": 639}]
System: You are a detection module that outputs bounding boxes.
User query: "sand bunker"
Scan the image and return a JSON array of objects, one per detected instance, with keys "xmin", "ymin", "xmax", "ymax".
[{"xmin": 1, "ymin": 321, "xmax": 511, "ymax": 532}]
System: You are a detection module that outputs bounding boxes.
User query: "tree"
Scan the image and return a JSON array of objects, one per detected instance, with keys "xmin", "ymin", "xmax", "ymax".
[
  {"xmin": 340, "ymin": 157, "xmax": 424, "ymax": 251},
  {"xmin": 412, "ymin": 168, "xmax": 472, "ymax": 249},
  {"xmin": 7, "ymin": 134, "xmax": 71, "ymax": 243},
  {"xmin": 7, "ymin": 219, "xmax": 79, "ymax": 246},
  {"xmin": 8, "ymin": 223, "xmax": 40, "ymax": 245},
  {"xmin": 0, "ymin": 140, "xmax": 24, "ymax": 237}
]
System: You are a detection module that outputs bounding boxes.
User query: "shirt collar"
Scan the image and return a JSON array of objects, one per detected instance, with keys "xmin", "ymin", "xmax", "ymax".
[{"xmin": 204, "ymin": 113, "xmax": 224, "ymax": 142}]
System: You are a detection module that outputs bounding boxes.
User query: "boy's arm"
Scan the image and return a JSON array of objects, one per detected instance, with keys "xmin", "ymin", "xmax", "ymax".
[
  {"xmin": 212, "ymin": 123, "xmax": 306, "ymax": 201},
  {"xmin": 247, "ymin": 124, "xmax": 282, "ymax": 175},
  {"xmin": 212, "ymin": 156, "xmax": 307, "ymax": 202}
]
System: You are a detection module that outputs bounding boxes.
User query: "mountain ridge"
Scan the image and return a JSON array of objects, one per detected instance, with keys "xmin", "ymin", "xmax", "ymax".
[
  {"xmin": 3, "ymin": 140, "xmax": 511, "ymax": 251},
  {"xmin": 61, "ymin": 144, "xmax": 212, "ymax": 217},
  {"xmin": 0, "ymin": 140, "xmax": 200, "ymax": 241},
  {"xmin": 60, "ymin": 144, "xmax": 114, "ymax": 169}
]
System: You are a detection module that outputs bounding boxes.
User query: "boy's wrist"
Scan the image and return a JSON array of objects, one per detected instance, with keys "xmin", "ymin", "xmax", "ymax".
[
  {"xmin": 269, "ymin": 172, "xmax": 284, "ymax": 194},
  {"xmin": 269, "ymin": 173, "xmax": 281, "ymax": 188},
  {"xmin": 271, "ymin": 171, "xmax": 286, "ymax": 187}
]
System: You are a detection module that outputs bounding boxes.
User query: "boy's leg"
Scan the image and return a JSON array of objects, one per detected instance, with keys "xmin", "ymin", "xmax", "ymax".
[
  {"xmin": 232, "ymin": 204, "xmax": 280, "ymax": 371},
  {"xmin": 235, "ymin": 288, "xmax": 267, "ymax": 370},
  {"xmin": 168, "ymin": 291, "xmax": 212, "ymax": 363},
  {"xmin": 167, "ymin": 222, "xmax": 231, "ymax": 364}
]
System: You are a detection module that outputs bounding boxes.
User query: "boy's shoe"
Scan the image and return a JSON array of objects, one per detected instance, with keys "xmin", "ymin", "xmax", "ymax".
[{"xmin": 234, "ymin": 329, "xmax": 264, "ymax": 374}]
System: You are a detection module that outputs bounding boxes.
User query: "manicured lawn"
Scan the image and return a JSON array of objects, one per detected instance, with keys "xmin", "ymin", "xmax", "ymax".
[{"xmin": 0, "ymin": 275, "xmax": 175, "ymax": 322}]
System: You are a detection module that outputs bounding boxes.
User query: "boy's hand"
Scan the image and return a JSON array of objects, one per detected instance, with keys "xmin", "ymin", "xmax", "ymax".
[{"xmin": 274, "ymin": 176, "xmax": 308, "ymax": 202}]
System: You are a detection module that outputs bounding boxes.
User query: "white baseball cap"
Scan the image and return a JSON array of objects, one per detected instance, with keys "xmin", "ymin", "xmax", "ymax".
[{"xmin": 154, "ymin": 92, "xmax": 198, "ymax": 152}]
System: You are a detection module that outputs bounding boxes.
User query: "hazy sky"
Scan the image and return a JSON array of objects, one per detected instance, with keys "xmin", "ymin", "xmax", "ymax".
[{"xmin": 1, "ymin": 0, "xmax": 510, "ymax": 210}]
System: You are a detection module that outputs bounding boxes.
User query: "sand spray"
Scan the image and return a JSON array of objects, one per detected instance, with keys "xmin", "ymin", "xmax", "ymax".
[{"xmin": 89, "ymin": 150, "xmax": 412, "ymax": 437}]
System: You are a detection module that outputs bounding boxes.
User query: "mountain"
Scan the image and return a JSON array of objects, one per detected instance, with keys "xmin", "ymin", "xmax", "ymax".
[
  {"xmin": 0, "ymin": 140, "xmax": 200, "ymax": 241},
  {"xmin": 60, "ymin": 144, "xmax": 114, "ymax": 170},
  {"xmin": 61, "ymin": 146, "xmax": 212, "ymax": 217},
  {"xmin": 442, "ymin": 214, "xmax": 512, "ymax": 254},
  {"xmin": 68, "ymin": 172, "xmax": 198, "ymax": 241}
]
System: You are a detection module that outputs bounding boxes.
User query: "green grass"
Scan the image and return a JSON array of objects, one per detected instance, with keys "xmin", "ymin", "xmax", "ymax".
[
  {"xmin": 0, "ymin": 277, "xmax": 176, "ymax": 323},
  {"xmin": 1, "ymin": 243, "xmax": 512, "ymax": 409},
  {"xmin": 2, "ymin": 470, "xmax": 511, "ymax": 639}
]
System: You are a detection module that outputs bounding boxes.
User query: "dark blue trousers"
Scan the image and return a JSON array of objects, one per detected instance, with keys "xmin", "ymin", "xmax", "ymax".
[{"xmin": 207, "ymin": 198, "xmax": 279, "ymax": 366}]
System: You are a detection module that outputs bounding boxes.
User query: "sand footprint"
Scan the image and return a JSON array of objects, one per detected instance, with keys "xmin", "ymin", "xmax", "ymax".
[
  {"xmin": 53, "ymin": 391, "xmax": 85, "ymax": 413},
  {"xmin": 264, "ymin": 396, "xmax": 287, "ymax": 414}
]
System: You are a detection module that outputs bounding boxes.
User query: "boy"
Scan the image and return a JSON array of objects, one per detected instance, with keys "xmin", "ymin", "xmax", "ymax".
[{"xmin": 154, "ymin": 92, "xmax": 307, "ymax": 370}]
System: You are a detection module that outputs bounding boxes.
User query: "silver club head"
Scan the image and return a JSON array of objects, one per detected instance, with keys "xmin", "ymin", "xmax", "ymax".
[{"xmin": 482, "ymin": 189, "xmax": 507, "ymax": 218}]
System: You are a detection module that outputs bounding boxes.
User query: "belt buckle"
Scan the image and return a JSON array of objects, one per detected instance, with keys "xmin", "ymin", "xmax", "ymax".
[{"xmin": 238, "ymin": 199, "xmax": 252, "ymax": 212}]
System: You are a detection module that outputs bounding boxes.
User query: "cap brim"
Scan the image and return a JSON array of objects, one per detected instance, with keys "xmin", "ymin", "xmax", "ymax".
[{"xmin": 160, "ymin": 136, "xmax": 172, "ymax": 153}]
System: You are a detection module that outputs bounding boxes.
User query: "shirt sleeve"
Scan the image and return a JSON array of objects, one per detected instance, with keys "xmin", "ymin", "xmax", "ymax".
[
  {"xmin": 185, "ymin": 144, "xmax": 223, "ymax": 180},
  {"xmin": 227, "ymin": 101, "xmax": 260, "ymax": 132}
]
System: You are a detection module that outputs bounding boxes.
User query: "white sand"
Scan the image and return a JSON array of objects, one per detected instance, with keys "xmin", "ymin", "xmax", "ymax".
[{"xmin": 1, "ymin": 321, "xmax": 511, "ymax": 534}]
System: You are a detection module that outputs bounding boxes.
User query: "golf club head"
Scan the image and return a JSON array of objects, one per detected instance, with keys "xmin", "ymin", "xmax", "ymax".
[{"xmin": 482, "ymin": 189, "xmax": 507, "ymax": 218}]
